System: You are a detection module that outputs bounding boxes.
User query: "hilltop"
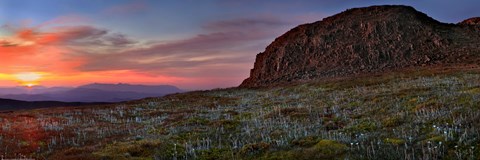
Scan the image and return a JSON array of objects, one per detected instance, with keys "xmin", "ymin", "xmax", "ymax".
[{"xmin": 241, "ymin": 5, "xmax": 480, "ymax": 87}]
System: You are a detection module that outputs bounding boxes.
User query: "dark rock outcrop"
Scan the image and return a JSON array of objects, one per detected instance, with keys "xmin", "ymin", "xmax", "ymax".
[
  {"xmin": 459, "ymin": 17, "xmax": 480, "ymax": 25},
  {"xmin": 240, "ymin": 5, "xmax": 480, "ymax": 87}
]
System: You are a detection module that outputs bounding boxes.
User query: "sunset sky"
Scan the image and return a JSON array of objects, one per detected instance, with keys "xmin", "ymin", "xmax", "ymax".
[{"xmin": 1, "ymin": 0, "xmax": 479, "ymax": 90}]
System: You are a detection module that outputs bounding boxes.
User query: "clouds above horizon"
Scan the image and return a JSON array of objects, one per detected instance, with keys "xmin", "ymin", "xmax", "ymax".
[
  {"xmin": 1, "ymin": 0, "xmax": 479, "ymax": 89},
  {"xmin": 0, "ymin": 14, "xmax": 301, "ymax": 89}
]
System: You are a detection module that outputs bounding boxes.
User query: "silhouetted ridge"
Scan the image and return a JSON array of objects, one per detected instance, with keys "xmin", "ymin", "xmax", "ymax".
[{"xmin": 0, "ymin": 98, "xmax": 107, "ymax": 111}]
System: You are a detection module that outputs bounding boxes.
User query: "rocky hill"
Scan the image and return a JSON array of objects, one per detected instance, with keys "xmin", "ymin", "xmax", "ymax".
[
  {"xmin": 459, "ymin": 17, "xmax": 480, "ymax": 25},
  {"xmin": 241, "ymin": 5, "xmax": 480, "ymax": 87}
]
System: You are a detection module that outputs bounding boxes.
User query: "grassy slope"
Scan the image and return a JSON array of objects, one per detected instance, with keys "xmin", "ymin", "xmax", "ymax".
[{"xmin": 1, "ymin": 67, "xmax": 480, "ymax": 159}]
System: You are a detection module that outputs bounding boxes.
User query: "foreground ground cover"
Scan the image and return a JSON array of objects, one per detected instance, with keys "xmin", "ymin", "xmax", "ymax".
[{"xmin": 1, "ymin": 67, "xmax": 480, "ymax": 159}]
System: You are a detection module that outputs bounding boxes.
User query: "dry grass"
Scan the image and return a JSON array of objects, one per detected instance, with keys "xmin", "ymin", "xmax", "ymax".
[{"xmin": 1, "ymin": 67, "xmax": 480, "ymax": 159}]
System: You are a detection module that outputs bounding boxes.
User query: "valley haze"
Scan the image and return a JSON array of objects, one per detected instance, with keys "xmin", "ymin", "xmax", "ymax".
[{"xmin": 0, "ymin": 83, "xmax": 183, "ymax": 102}]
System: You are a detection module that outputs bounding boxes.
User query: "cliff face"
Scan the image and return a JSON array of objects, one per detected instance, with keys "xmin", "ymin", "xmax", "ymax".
[{"xmin": 240, "ymin": 5, "xmax": 480, "ymax": 87}]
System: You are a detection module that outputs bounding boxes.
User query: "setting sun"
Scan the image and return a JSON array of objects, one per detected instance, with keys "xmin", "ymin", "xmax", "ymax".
[
  {"xmin": 15, "ymin": 72, "xmax": 42, "ymax": 81},
  {"xmin": 14, "ymin": 72, "xmax": 42, "ymax": 86}
]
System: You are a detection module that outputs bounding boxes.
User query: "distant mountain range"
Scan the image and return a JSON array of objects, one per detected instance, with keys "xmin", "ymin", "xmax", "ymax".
[{"xmin": 0, "ymin": 83, "xmax": 183, "ymax": 102}]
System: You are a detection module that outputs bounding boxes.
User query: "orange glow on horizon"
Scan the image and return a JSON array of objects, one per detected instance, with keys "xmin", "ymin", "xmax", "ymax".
[
  {"xmin": 0, "ymin": 69, "xmax": 192, "ymax": 87},
  {"xmin": 38, "ymin": 70, "xmax": 187, "ymax": 87},
  {"xmin": 0, "ymin": 69, "xmax": 242, "ymax": 89},
  {"xmin": 13, "ymin": 72, "xmax": 43, "ymax": 87},
  {"xmin": 0, "ymin": 18, "xmax": 248, "ymax": 90},
  {"xmin": 15, "ymin": 72, "xmax": 42, "ymax": 81}
]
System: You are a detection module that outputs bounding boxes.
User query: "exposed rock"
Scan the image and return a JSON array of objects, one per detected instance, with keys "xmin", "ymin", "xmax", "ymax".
[
  {"xmin": 459, "ymin": 17, "xmax": 480, "ymax": 25},
  {"xmin": 240, "ymin": 5, "xmax": 480, "ymax": 87}
]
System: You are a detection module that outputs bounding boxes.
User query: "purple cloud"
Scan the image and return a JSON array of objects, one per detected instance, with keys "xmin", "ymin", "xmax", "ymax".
[
  {"xmin": 43, "ymin": 25, "xmax": 136, "ymax": 48},
  {"xmin": 77, "ymin": 17, "xmax": 293, "ymax": 77}
]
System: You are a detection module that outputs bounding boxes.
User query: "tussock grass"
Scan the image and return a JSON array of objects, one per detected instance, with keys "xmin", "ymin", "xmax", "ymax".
[{"xmin": 1, "ymin": 67, "xmax": 480, "ymax": 159}]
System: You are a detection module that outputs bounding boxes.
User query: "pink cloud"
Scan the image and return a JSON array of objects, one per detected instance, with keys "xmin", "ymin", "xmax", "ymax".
[
  {"xmin": 0, "ymin": 14, "xmax": 317, "ymax": 89},
  {"xmin": 37, "ymin": 15, "xmax": 90, "ymax": 29}
]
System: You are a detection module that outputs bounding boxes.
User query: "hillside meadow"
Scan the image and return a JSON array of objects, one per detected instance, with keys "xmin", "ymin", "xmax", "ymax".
[{"xmin": 1, "ymin": 66, "xmax": 480, "ymax": 159}]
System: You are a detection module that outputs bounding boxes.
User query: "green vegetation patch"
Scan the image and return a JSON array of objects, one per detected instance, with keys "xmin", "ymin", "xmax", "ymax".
[
  {"xmin": 94, "ymin": 139, "xmax": 186, "ymax": 160},
  {"xmin": 240, "ymin": 142, "xmax": 271, "ymax": 156},
  {"xmin": 94, "ymin": 140, "xmax": 163, "ymax": 159},
  {"xmin": 196, "ymin": 148, "xmax": 234, "ymax": 160},
  {"xmin": 384, "ymin": 138, "xmax": 405, "ymax": 145},
  {"xmin": 302, "ymin": 140, "xmax": 348, "ymax": 159}
]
